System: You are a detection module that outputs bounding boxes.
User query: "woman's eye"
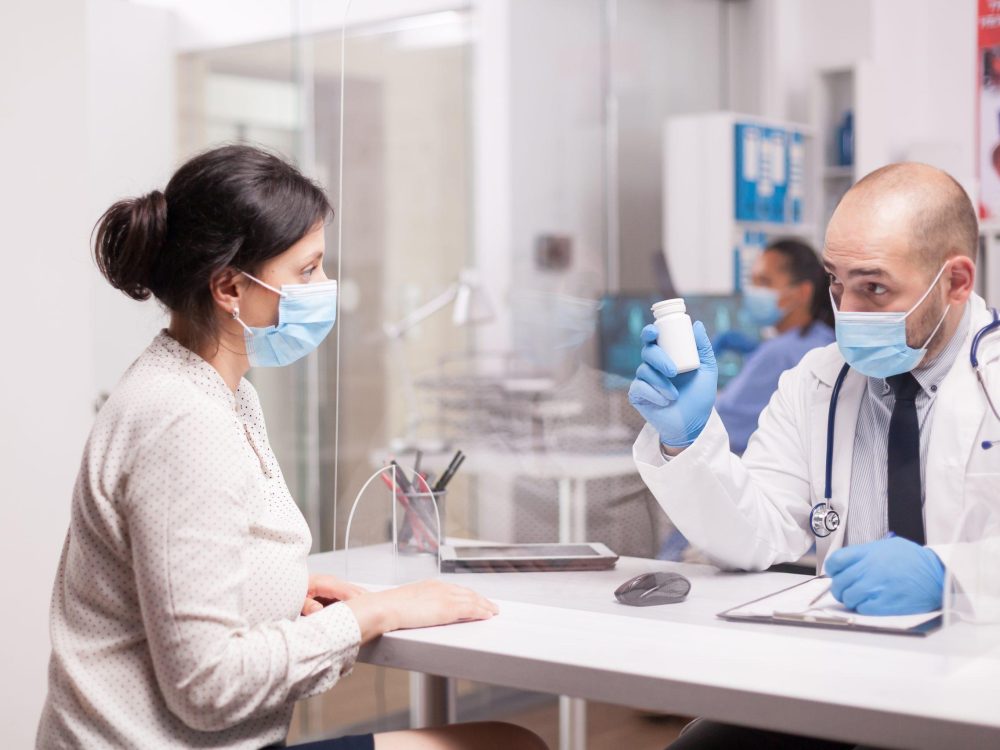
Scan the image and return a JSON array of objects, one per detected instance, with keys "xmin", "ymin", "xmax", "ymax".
[{"xmin": 302, "ymin": 266, "xmax": 316, "ymax": 279}]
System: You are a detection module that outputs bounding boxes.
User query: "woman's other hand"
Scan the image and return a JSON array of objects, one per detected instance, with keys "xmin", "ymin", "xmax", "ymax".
[
  {"xmin": 345, "ymin": 579, "xmax": 498, "ymax": 643},
  {"xmin": 301, "ymin": 574, "xmax": 368, "ymax": 616}
]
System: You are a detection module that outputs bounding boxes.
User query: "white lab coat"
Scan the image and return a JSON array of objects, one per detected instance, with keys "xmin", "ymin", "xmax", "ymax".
[{"xmin": 634, "ymin": 294, "xmax": 1000, "ymax": 611}]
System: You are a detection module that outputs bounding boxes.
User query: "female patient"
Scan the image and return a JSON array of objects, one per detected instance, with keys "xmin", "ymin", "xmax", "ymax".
[{"xmin": 37, "ymin": 145, "xmax": 545, "ymax": 750}]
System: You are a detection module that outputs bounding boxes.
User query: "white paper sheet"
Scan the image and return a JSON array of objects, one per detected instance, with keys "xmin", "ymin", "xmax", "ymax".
[{"xmin": 727, "ymin": 577, "xmax": 940, "ymax": 631}]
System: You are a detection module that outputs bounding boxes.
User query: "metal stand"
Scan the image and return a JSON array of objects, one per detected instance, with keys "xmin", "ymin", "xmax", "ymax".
[
  {"xmin": 559, "ymin": 695, "xmax": 587, "ymax": 750},
  {"xmin": 409, "ymin": 672, "xmax": 455, "ymax": 728},
  {"xmin": 557, "ymin": 478, "xmax": 588, "ymax": 750}
]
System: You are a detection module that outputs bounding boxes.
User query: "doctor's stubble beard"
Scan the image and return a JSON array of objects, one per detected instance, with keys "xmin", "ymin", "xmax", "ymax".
[{"xmin": 908, "ymin": 290, "xmax": 951, "ymax": 358}]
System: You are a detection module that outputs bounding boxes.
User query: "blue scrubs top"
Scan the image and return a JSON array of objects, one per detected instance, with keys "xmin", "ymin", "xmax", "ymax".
[{"xmin": 716, "ymin": 322, "xmax": 835, "ymax": 454}]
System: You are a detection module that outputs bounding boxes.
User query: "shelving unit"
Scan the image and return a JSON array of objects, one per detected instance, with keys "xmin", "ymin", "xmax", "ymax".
[
  {"xmin": 810, "ymin": 63, "xmax": 883, "ymax": 246},
  {"xmin": 662, "ymin": 112, "xmax": 814, "ymax": 295}
]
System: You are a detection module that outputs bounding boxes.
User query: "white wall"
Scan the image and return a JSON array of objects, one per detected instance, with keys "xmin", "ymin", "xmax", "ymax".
[
  {"xmin": 615, "ymin": 0, "xmax": 725, "ymax": 292},
  {"xmin": 88, "ymin": 0, "xmax": 177, "ymax": 396},
  {"xmin": 758, "ymin": 0, "xmax": 977, "ymax": 192},
  {"xmin": 0, "ymin": 1, "xmax": 175, "ymax": 744},
  {"xmin": 0, "ymin": 3, "xmax": 92, "ymax": 744},
  {"xmin": 473, "ymin": 0, "xmax": 730, "ymax": 333},
  {"xmin": 506, "ymin": 0, "xmax": 606, "ymax": 300},
  {"xmin": 869, "ymin": 0, "xmax": 976, "ymax": 192}
]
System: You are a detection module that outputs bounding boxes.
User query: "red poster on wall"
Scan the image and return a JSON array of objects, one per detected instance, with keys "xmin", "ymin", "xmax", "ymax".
[{"xmin": 978, "ymin": 0, "xmax": 1000, "ymax": 218}]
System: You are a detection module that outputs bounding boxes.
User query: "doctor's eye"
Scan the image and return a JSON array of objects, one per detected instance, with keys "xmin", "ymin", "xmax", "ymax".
[{"xmin": 867, "ymin": 283, "xmax": 888, "ymax": 296}]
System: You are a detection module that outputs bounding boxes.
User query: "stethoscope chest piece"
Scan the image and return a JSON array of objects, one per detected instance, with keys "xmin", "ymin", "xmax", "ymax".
[{"xmin": 810, "ymin": 502, "xmax": 840, "ymax": 538}]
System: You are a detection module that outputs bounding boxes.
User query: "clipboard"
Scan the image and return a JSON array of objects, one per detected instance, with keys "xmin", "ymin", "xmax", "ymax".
[{"xmin": 718, "ymin": 576, "xmax": 943, "ymax": 637}]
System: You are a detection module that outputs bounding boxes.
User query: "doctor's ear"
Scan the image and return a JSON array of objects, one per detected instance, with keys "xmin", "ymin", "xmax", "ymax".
[
  {"xmin": 209, "ymin": 267, "xmax": 248, "ymax": 314},
  {"xmin": 944, "ymin": 256, "xmax": 976, "ymax": 305}
]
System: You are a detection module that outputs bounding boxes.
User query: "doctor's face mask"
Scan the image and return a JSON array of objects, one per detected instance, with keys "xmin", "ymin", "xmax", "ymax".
[{"xmin": 831, "ymin": 262, "xmax": 950, "ymax": 378}]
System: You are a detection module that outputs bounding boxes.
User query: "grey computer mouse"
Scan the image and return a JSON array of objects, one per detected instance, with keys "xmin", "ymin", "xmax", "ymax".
[{"xmin": 614, "ymin": 571, "xmax": 691, "ymax": 606}]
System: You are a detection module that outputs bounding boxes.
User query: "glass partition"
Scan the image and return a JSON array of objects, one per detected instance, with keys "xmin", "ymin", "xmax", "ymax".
[{"xmin": 176, "ymin": 0, "xmax": 775, "ymax": 741}]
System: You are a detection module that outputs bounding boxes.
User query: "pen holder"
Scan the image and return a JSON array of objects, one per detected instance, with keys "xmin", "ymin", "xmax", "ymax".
[{"xmin": 395, "ymin": 489, "xmax": 445, "ymax": 556}]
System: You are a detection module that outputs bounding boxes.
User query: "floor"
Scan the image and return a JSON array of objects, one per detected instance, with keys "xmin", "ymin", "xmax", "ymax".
[
  {"xmin": 289, "ymin": 664, "xmax": 689, "ymax": 749},
  {"xmin": 508, "ymin": 701, "xmax": 689, "ymax": 750}
]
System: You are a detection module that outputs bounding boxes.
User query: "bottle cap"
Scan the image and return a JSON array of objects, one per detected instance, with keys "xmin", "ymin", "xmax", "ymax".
[{"xmin": 651, "ymin": 298, "xmax": 686, "ymax": 318}]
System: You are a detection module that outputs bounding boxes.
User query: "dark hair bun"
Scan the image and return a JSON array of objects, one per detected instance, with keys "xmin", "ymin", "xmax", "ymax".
[
  {"xmin": 91, "ymin": 145, "xmax": 332, "ymax": 351},
  {"xmin": 93, "ymin": 190, "xmax": 168, "ymax": 301}
]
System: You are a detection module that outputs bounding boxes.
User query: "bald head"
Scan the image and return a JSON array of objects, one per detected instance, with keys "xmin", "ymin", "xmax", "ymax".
[
  {"xmin": 823, "ymin": 163, "xmax": 979, "ymax": 361},
  {"xmin": 828, "ymin": 163, "xmax": 978, "ymax": 271}
]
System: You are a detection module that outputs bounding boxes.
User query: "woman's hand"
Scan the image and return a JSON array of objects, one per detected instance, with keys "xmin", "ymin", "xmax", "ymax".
[
  {"xmin": 345, "ymin": 579, "xmax": 498, "ymax": 644},
  {"xmin": 301, "ymin": 574, "xmax": 368, "ymax": 616}
]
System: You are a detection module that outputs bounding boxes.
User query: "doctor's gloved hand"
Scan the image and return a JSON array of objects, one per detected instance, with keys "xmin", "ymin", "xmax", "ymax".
[
  {"xmin": 712, "ymin": 330, "xmax": 758, "ymax": 356},
  {"xmin": 825, "ymin": 536, "xmax": 945, "ymax": 615},
  {"xmin": 628, "ymin": 321, "xmax": 718, "ymax": 448}
]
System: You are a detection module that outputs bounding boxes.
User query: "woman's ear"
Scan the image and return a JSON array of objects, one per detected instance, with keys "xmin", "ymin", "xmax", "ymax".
[
  {"xmin": 792, "ymin": 279, "xmax": 815, "ymax": 311},
  {"xmin": 210, "ymin": 267, "xmax": 246, "ymax": 316}
]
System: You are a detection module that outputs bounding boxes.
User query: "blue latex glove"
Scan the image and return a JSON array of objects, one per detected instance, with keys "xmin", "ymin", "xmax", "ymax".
[
  {"xmin": 712, "ymin": 330, "xmax": 759, "ymax": 356},
  {"xmin": 825, "ymin": 536, "xmax": 945, "ymax": 615},
  {"xmin": 628, "ymin": 321, "xmax": 718, "ymax": 447}
]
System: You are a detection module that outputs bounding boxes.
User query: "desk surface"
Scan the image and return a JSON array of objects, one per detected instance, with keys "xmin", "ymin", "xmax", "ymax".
[{"xmin": 310, "ymin": 546, "xmax": 1000, "ymax": 749}]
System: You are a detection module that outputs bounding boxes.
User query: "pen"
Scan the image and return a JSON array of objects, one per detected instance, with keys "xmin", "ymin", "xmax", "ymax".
[
  {"xmin": 435, "ymin": 453, "xmax": 466, "ymax": 491},
  {"xmin": 809, "ymin": 531, "xmax": 896, "ymax": 607},
  {"xmin": 433, "ymin": 450, "xmax": 463, "ymax": 492},
  {"xmin": 807, "ymin": 577, "xmax": 832, "ymax": 607},
  {"xmin": 413, "ymin": 450, "xmax": 423, "ymax": 478},
  {"xmin": 409, "ymin": 470, "xmax": 442, "ymax": 539},
  {"xmin": 389, "ymin": 460, "xmax": 413, "ymax": 494},
  {"xmin": 380, "ymin": 473, "xmax": 435, "ymax": 550}
]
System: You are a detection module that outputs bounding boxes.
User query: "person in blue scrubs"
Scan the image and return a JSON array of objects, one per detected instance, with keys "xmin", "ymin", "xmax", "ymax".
[{"xmin": 714, "ymin": 239, "xmax": 835, "ymax": 454}]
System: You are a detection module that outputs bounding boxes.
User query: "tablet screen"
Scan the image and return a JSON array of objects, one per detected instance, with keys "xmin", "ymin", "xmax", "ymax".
[{"xmin": 454, "ymin": 544, "xmax": 601, "ymax": 559}]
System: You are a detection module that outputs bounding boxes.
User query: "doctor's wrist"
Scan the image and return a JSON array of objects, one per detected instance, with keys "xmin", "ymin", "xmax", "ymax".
[{"xmin": 659, "ymin": 442, "xmax": 686, "ymax": 459}]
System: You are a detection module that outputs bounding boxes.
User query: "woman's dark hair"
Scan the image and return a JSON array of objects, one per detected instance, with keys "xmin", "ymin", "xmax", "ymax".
[
  {"xmin": 93, "ymin": 144, "xmax": 332, "ymax": 349},
  {"xmin": 765, "ymin": 238, "xmax": 834, "ymax": 332}
]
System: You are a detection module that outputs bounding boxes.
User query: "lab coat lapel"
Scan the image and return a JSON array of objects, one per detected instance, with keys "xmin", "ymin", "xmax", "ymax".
[
  {"xmin": 807, "ymin": 347, "xmax": 865, "ymax": 569},
  {"xmin": 925, "ymin": 299, "xmax": 993, "ymax": 544},
  {"xmin": 819, "ymin": 370, "xmax": 865, "ymax": 567}
]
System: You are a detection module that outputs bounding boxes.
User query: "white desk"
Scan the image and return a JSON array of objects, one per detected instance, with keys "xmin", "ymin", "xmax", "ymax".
[{"xmin": 310, "ymin": 545, "xmax": 1000, "ymax": 750}]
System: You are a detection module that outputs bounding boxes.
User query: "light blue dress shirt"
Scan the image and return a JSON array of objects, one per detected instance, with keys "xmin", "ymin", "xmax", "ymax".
[{"xmin": 716, "ymin": 322, "xmax": 836, "ymax": 454}]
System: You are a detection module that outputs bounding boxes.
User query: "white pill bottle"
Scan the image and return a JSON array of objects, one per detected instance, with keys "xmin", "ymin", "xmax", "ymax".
[{"xmin": 651, "ymin": 298, "xmax": 700, "ymax": 374}]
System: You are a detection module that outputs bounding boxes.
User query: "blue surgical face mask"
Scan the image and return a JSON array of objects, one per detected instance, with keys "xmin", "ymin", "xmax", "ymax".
[
  {"xmin": 742, "ymin": 285, "xmax": 784, "ymax": 327},
  {"xmin": 831, "ymin": 263, "xmax": 950, "ymax": 378},
  {"xmin": 233, "ymin": 271, "xmax": 338, "ymax": 368}
]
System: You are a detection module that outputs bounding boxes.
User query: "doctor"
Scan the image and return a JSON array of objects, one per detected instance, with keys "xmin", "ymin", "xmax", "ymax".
[
  {"xmin": 631, "ymin": 163, "xmax": 1000, "ymax": 748},
  {"xmin": 632, "ymin": 162, "xmax": 999, "ymax": 612}
]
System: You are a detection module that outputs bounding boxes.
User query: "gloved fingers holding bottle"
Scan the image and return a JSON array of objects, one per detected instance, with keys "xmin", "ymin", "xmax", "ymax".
[
  {"xmin": 636, "ymin": 327, "xmax": 680, "ymax": 398},
  {"xmin": 824, "ymin": 536, "xmax": 945, "ymax": 615},
  {"xmin": 629, "ymin": 316, "xmax": 719, "ymax": 449}
]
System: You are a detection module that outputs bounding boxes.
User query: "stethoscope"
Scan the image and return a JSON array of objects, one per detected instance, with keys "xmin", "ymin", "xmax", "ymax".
[{"xmin": 810, "ymin": 308, "xmax": 1000, "ymax": 538}]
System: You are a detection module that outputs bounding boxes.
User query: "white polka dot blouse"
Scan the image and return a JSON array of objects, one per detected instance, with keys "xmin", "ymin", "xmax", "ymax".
[{"xmin": 37, "ymin": 331, "xmax": 361, "ymax": 749}]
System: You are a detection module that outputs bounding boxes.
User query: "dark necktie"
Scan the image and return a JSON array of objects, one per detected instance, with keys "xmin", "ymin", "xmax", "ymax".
[{"xmin": 886, "ymin": 372, "xmax": 925, "ymax": 544}]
